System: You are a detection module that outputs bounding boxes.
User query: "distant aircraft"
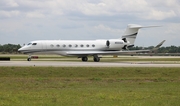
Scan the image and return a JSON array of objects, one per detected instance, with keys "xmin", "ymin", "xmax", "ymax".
[{"xmin": 18, "ymin": 24, "xmax": 165, "ymax": 62}]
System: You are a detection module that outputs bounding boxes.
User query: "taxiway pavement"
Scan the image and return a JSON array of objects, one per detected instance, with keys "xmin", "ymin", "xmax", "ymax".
[{"xmin": 0, "ymin": 61, "xmax": 180, "ymax": 67}]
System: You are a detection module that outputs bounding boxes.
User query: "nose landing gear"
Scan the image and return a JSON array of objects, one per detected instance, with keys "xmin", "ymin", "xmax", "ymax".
[
  {"xmin": 27, "ymin": 55, "xmax": 31, "ymax": 61},
  {"xmin": 27, "ymin": 55, "xmax": 39, "ymax": 61}
]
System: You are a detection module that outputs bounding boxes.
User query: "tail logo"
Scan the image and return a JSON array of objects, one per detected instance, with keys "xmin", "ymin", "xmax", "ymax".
[{"xmin": 122, "ymin": 33, "xmax": 138, "ymax": 38}]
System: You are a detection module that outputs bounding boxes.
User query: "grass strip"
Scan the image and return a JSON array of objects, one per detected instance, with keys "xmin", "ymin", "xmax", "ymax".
[{"xmin": 0, "ymin": 67, "xmax": 180, "ymax": 106}]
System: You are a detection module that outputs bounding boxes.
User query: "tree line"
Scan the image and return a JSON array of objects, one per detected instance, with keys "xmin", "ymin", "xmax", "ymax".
[
  {"xmin": 129, "ymin": 45, "xmax": 180, "ymax": 53},
  {"xmin": 0, "ymin": 44, "xmax": 180, "ymax": 54},
  {"xmin": 0, "ymin": 44, "xmax": 21, "ymax": 54}
]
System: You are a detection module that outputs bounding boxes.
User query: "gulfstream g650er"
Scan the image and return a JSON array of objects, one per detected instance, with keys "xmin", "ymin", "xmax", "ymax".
[{"xmin": 18, "ymin": 24, "xmax": 165, "ymax": 62}]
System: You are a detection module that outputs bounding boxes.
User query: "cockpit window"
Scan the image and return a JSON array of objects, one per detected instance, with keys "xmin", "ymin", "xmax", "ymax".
[
  {"xmin": 27, "ymin": 43, "xmax": 32, "ymax": 45},
  {"xmin": 32, "ymin": 43, "xmax": 37, "ymax": 45}
]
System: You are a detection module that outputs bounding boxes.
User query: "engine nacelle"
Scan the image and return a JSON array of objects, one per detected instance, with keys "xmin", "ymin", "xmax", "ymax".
[{"xmin": 106, "ymin": 39, "xmax": 129, "ymax": 50}]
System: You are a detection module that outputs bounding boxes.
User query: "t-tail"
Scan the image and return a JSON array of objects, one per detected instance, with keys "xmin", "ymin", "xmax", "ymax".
[{"xmin": 121, "ymin": 24, "xmax": 160, "ymax": 47}]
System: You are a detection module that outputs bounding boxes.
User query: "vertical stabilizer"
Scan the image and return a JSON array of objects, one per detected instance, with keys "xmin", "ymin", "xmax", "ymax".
[
  {"xmin": 122, "ymin": 24, "xmax": 159, "ymax": 45},
  {"xmin": 122, "ymin": 24, "xmax": 142, "ymax": 45}
]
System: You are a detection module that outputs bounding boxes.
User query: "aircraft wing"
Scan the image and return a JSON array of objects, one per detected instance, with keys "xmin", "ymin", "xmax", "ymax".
[
  {"xmin": 67, "ymin": 40, "xmax": 165, "ymax": 56},
  {"xmin": 67, "ymin": 49, "xmax": 150, "ymax": 56}
]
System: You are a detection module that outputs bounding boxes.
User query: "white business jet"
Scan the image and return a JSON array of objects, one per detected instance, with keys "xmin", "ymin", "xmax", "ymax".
[{"xmin": 18, "ymin": 24, "xmax": 165, "ymax": 62}]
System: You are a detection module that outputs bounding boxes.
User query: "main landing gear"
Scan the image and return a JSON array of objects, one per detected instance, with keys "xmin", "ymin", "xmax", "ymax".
[
  {"xmin": 93, "ymin": 55, "xmax": 100, "ymax": 62},
  {"xmin": 82, "ymin": 57, "xmax": 88, "ymax": 62},
  {"xmin": 81, "ymin": 55, "xmax": 100, "ymax": 62}
]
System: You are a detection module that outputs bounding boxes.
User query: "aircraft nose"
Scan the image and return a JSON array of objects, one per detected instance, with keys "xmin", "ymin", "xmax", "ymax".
[
  {"xmin": 18, "ymin": 45, "xmax": 31, "ymax": 53},
  {"xmin": 18, "ymin": 48, "xmax": 23, "ymax": 52},
  {"xmin": 18, "ymin": 47, "xmax": 26, "ymax": 52}
]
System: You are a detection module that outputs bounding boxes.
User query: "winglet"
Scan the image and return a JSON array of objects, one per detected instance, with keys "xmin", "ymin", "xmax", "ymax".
[{"xmin": 151, "ymin": 40, "xmax": 166, "ymax": 51}]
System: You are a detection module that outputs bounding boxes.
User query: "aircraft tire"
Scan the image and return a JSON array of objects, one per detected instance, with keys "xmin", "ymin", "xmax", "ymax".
[
  {"xmin": 94, "ymin": 57, "xmax": 100, "ymax": 62},
  {"xmin": 82, "ymin": 57, "xmax": 88, "ymax": 62},
  {"xmin": 27, "ymin": 58, "xmax": 31, "ymax": 61}
]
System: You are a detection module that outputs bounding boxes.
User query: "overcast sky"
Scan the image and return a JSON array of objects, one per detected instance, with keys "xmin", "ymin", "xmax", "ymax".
[{"xmin": 0, "ymin": 0, "xmax": 180, "ymax": 46}]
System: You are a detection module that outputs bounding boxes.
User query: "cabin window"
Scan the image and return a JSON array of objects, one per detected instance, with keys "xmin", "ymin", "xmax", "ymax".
[
  {"xmin": 56, "ymin": 44, "xmax": 60, "ymax": 47},
  {"xmin": 32, "ymin": 43, "xmax": 37, "ymax": 45},
  {"xmin": 63, "ymin": 44, "xmax": 66, "ymax": 47},
  {"xmin": 92, "ymin": 44, "xmax": 95, "ymax": 47},
  {"xmin": 75, "ymin": 44, "xmax": 78, "ymax": 47},
  {"xmin": 69, "ymin": 45, "xmax": 72, "ymax": 47},
  {"xmin": 80, "ymin": 44, "xmax": 84, "ymax": 47},
  {"xmin": 86, "ymin": 44, "xmax": 89, "ymax": 47}
]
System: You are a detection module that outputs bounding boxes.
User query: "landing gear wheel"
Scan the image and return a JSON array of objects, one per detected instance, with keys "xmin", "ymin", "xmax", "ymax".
[
  {"xmin": 93, "ymin": 57, "xmax": 100, "ymax": 62},
  {"xmin": 82, "ymin": 57, "xmax": 88, "ymax": 62},
  {"xmin": 27, "ymin": 55, "xmax": 32, "ymax": 61},
  {"xmin": 27, "ymin": 58, "xmax": 31, "ymax": 61}
]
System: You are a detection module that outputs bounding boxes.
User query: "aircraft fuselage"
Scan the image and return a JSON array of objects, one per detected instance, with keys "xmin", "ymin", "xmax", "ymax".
[{"xmin": 19, "ymin": 39, "xmax": 129, "ymax": 56}]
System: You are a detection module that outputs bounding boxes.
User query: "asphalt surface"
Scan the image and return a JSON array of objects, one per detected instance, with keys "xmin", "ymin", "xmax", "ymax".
[{"xmin": 0, "ymin": 61, "xmax": 180, "ymax": 67}]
